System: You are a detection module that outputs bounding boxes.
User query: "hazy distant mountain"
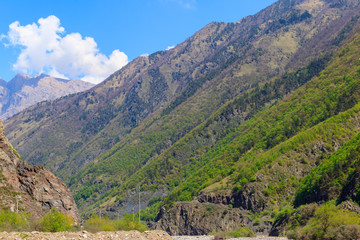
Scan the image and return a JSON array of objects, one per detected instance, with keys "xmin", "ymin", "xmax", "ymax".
[{"xmin": 0, "ymin": 73, "xmax": 94, "ymax": 120}]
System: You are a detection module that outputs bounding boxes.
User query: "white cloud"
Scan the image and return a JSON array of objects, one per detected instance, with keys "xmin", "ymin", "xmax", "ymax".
[
  {"xmin": 166, "ymin": 46, "xmax": 175, "ymax": 51},
  {"xmin": 3, "ymin": 15, "xmax": 128, "ymax": 84}
]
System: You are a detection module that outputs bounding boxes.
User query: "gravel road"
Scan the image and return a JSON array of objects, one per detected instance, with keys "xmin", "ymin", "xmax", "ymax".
[
  {"xmin": 0, "ymin": 230, "xmax": 173, "ymax": 240},
  {"xmin": 0, "ymin": 231, "xmax": 288, "ymax": 240},
  {"xmin": 173, "ymin": 236, "xmax": 288, "ymax": 240}
]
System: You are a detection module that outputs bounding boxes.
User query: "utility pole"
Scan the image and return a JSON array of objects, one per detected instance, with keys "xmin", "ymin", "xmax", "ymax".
[
  {"xmin": 132, "ymin": 207, "xmax": 135, "ymax": 222},
  {"xmin": 138, "ymin": 186, "xmax": 141, "ymax": 222}
]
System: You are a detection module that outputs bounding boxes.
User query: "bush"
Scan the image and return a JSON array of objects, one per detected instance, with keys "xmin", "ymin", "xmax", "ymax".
[
  {"xmin": 0, "ymin": 211, "xmax": 30, "ymax": 232},
  {"xmin": 40, "ymin": 209, "xmax": 74, "ymax": 232},
  {"xmin": 84, "ymin": 213, "xmax": 149, "ymax": 233},
  {"xmin": 292, "ymin": 202, "xmax": 360, "ymax": 239},
  {"xmin": 211, "ymin": 227, "xmax": 254, "ymax": 238},
  {"xmin": 84, "ymin": 215, "xmax": 116, "ymax": 232}
]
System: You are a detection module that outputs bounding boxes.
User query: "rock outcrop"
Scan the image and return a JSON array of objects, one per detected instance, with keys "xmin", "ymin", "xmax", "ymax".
[
  {"xmin": 196, "ymin": 188, "xmax": 266, "ymax": 213},
  {"xmin": 0, "ymin": 121, "xmax": 79, "ymax": 223},
  {"xmin": 152, "ymin": 201, "xmax": 249, "ymax": 235}
]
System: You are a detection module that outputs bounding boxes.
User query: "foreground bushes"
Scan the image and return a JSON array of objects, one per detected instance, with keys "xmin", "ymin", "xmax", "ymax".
[
  {"xmin": 0, "ymin": 209, "xmax": 73, "ymax": 232},
  {"xmin": 0, "ymin": 211, "xmax": 31, "ymax": 232},
  {"xmin": 211, "ymin": 227, "xmax": 254, "ymax": 238},
  {"xmin": 40, "ymin": 208, "xmax": 74, "ymax": 232},
  {"xmin": 287, "ymin": 202, "xmax": 360, "ymax": 240},
  {"xmin": 84, "ymin": 213, "xmax": 148, "ymax": 233}
]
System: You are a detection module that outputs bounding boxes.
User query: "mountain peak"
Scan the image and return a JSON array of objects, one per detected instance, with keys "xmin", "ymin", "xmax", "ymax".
[{"xmin": 0, "ymin": 73, "xmax": 94, "ymax": 120}]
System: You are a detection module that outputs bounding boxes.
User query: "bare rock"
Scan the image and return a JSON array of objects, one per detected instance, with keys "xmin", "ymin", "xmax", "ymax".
[{"xmin": 0, "ymin": 121, "xmax": 79, "ymax": 223}]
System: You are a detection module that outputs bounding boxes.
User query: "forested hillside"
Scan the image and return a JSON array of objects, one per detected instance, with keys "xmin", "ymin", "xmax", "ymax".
[{"xmin": 5, "ymin": 0, "xmax": 360, "ymax": 237}]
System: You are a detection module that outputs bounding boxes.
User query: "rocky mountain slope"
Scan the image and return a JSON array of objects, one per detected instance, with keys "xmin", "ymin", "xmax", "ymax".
[
  {"xmin": 4, "ymin": 0, "xmax": 360, "ymax": 237},
  {"xmin": 0, "ymin": 121, "xmax": 79, "ymax": 223},
  {"xmin": 0, "ymin": 73, "xmax": 94, "ymax": 120},
  {"xmin": 151, "ymin": 27, "xmax": 360, "ymax": 235},
  {"xmin": 67, "ymin": 0, "xmax": 360, "ymax": 215}
]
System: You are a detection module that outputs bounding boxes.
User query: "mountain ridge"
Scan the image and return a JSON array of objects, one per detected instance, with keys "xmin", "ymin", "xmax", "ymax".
[{"xmin": 0, "ymin": 73, "xmax": 94, "ymax": 120}]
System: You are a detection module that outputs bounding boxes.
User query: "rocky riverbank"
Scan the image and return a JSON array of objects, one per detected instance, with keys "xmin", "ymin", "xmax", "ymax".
[
  {"xmin": 173, "ymin": 236, "xmax": 288, "ymax": 240},
  {"xmin": 0, "ymin": 230, "xmax": 173, "ymax": 240}
]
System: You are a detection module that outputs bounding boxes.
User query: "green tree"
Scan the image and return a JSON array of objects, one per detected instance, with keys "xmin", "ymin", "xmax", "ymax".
[{"xmin": 40, "ymin": 209, "xmax": 74, "ymax": 232}]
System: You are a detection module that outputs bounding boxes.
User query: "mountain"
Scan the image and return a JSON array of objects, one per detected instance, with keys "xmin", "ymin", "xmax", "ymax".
[
  {"xmin": 0, "ymin": 73, "xmax": 94, "ymax": 120},
  {"xmin": 0, "ymin": 121, "xmax": 79, "ymax": 223},
  {"xmin": 4, "ymin": 0, "xmax": 360, "ymax": 237}
]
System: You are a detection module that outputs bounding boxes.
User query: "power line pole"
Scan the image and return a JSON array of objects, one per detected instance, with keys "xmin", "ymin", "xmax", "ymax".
[
  {"xmin": 132, "ymin": 207, "xmax": 135, "ymax": 222},
  {"xmin": 138, "ymin": 186, "xmax": 141, "ymax": 222}
]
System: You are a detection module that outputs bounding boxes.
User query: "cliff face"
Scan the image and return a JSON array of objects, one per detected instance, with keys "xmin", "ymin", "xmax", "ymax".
[
  {"xmin": 152, "ymin": 201, "xmax": 248, "ymax": 235},
  {"xmin": 152, "ymin": 200, "xmax": 272, "ymax": 236},
  {"xmin": 0, "ymin": 121, "xmax": 79, "ymax": 223}
]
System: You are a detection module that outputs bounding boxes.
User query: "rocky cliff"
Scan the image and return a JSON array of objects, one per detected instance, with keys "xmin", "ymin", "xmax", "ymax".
[
  {"xmin": 152, "ymin": 200, "xmax": 272, "ymax": 236},
  {"xmin": 0, "ymin": 73, "xmax": 94, "ymax": 120},
  {"xmin": 0, "ymin": 121, "xmax": 79, "ymax": 223}
]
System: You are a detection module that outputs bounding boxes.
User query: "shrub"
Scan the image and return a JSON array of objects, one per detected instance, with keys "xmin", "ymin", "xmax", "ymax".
[
  {"xmin": 211, "ymin": 227, "xmax": 254, "ymax": 238},
  {"xmin": 115, "ymin": 214, "xmax": 149, "ymax": 232},
  {"xmin": 292, "ymin": 202, "xmax": 360, "ymax": 239},
  {"xmin": 83, "ymin": 215, "xmax": 115, "ymax": 232},
  {"xmin": 84, "ymin": 213, "xmax": 148, "ymax": 233},
  {"xmin": 40, "ymin": 209, "xmax": 74, "ymax": 232},
  {"xmin": 0, "ymin": 211, "xmax": 30, "ymax": 232}
]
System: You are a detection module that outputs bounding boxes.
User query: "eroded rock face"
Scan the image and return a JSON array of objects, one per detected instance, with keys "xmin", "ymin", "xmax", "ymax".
[
  {"xmin": 0, "ymin": 121, "xmax": 79, "ymax": 223},
  {"xmin": 196, "ymin": 188, "xmax": 266, "ymax": 213},
  {"xmin": 152, "ymin": 201, "xmax": 249, "ymax": 235}
]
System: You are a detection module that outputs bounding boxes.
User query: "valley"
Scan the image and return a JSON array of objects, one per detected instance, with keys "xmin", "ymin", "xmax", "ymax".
[{"xmin": 1, "ymin": 0, "xmax": 360, "ymax": 239}]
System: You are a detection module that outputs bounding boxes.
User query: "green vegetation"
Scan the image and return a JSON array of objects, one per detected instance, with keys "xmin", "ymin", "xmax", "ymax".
[
  {"xmin": 0, "ymin": 209, "xmax": 150, "ymax": 233},
  {"xmin": 0, "ymin": 211, "xmax": 30, "ymax": 232},
  {"xmin": 211, "ymin": 227, "xmax": 255, "ymax": 238},
  {"xmin": 73, "ymin": 52, "xmax": 331, "ymax": 210},
  {"xmin": 39, "ymin": 209, "xmax": 74, "ymax": 232},
  {"xmin": 160, "ymin": 32, "xmax": 360, "ymax": 207},
  {"xmin": 84, "ymin": 214, "xmax": 148, "ymax": 233},
  {"xmin": 0, "ymin": 209, "xmax": 73, "ymax": 233},
  {"xmin": 140, "ymin": 196, "xmax": 163, "ymax": 221},
  {"xmin": 295, "ymin": 133, "xmax": 360, "ymax": 206},
  {"xmin": 287, "ymin": 202, "xmax": 360, "ymax": 240}
]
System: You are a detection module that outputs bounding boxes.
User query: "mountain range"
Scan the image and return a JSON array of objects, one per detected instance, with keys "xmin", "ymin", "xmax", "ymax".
[
  {"xmin": 0, "ymin": 73, "xmax": 94, "ymax": 120},
  {"xmin": 4, "ymin": 0, "xmax": 360, "ymax": 237}
]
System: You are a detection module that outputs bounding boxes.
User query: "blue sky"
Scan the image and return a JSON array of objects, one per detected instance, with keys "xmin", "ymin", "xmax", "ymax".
[{"xmin": 0, "ymin": 0, "xmax": 276, "ymax": 83}]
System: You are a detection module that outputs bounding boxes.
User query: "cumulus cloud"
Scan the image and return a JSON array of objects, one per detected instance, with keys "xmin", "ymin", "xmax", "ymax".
[
  {"xmin": 166, "ymin": 46, "xmax": 175, "ymax": 51},
  {"xmin": 3, "ymin": 15, "xmax": 128, "ymax": 84}
]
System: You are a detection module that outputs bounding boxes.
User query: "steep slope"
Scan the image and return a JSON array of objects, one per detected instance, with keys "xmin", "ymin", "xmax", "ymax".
[
  {"xmin": 6, "ymin": 20, "xmax": 254, "ymax": 178},
  {"xmin": 0, "ymin": 121, "xmax": 79, "ymax": 223},
  {"xmin": 67, "ymin": 0, "xmax": 360, "ymax": 215},
  {"xmin": 0, "ymin": 73, "xmax": 94, "ymax": 120},
  {"xmin": 151, "ymin": 21, "xmax": 360, "ymax": 235}
]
